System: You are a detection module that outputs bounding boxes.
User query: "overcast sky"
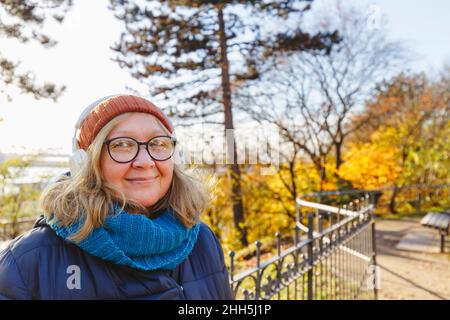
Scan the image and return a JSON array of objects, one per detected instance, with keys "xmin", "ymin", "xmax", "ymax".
[{"xmin": 0, "ymin": 0, "xmax": 449, "ymax": 155}]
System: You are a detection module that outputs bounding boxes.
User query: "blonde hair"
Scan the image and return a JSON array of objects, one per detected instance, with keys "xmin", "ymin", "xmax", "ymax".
[{"xmin": 40, "ymin": 113, "xmax": 208, "ymax": 242}]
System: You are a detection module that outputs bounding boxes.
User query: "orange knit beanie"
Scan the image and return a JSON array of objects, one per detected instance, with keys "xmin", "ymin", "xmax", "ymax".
[{"xmin": 77, "ymin": 95, "xmax": 173, "ymax": 150}]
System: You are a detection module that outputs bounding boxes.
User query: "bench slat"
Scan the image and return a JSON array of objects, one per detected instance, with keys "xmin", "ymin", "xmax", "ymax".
[
  {"xmin": 438, "ymin": 215, "xmax": 450, "ymax": 230},
  {"xmin": 421, "ymin": 213, "xmax": 433, "ymax": 225},
  {"xmin": 420, "ymin": 212, "xmax": 450, "ymax": 252},
  {"xmin": 428, "ymin": 213, "xmax": 440, "ymax": 227},
  {"xmin": 421, "ymin": 212, "xmax": 450, "ymax": 230},
  {"xmin": 437, "ymin": 215, "xmax": 446, "ymax": 229}
]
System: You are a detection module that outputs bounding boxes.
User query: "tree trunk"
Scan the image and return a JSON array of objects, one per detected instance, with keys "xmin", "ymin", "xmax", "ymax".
[
  {"xmin": 217, "ymin": 6, "xmax": 248, "ymax": 247},
  {"xmin": 289, "ymin": 160, "xmax": 298, "ymax": 202},
  {"xmin": 335, "ymin": 141, "xmax": 342, "ymax": 173},
  {"xmin": 389, "ymin": 186, "xmax": 400, "ymax": 214},
  {"xmin": 319, "ymin": 157, "xmax": 327, "ymax": 191}
]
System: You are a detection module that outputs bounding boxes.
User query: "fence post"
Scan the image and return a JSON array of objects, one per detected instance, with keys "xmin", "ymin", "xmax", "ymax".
[
  {"xmin": 229, "ymin": 250, "xmax": 235, "ymax": 298},
  {"xmin": 294, "ymin": 223, "xmax": 300, "ymax": 272},
  {"xmin": 294, "ymin": 224, "xmax": 299, "ymax": 247},
  {"xmin": 307, "ymin": 213, "xmax": 314, "ymax": 300},
  {"xmin": 318, "ymin": 216, "xmax": 323, "ymax": 253},
  {"xmin": 369, "ymin": 192, "xmax": 375, "ymax": 207},
  {"xmin": 255, "ymin": 241, "xmax": 262, "ymax": 300},
  {"xmin": 415, "ymin": 188, "xmax": 421, "ymax": 212},
  {"xmin": 296, "ymin": 200, "xmax": 301, "ymax": 225},
  {"xmin": 370, "ymin": 206, "xmax": 378, "ymax": 300},
  {"xmin": 276, "ymin": 232, "xmax": 282, "ymax": 300}
]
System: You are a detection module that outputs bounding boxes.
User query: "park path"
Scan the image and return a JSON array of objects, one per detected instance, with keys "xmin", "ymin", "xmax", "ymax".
[{"xmin": 375, "ymin": 218, "xmax": 450, "ymax": 300}]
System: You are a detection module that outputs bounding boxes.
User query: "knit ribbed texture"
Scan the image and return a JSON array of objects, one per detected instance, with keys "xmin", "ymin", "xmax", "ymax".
[
  {"xmin": 78, "ymin": 95, "xmax": 173, "ymax": 150},
  {"xmin": 47, "ymin": 206, "xmax": 200, "ymax": 271}
]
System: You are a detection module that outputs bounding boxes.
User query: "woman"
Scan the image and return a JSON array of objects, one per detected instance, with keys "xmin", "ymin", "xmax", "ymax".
[{"xmin": 0, "ymin": 94, "xmax": 234, "ymax": 300}]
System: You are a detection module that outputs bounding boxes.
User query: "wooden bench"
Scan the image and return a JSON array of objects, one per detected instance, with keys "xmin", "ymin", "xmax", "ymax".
[{"xmin": 420, "ymin": 211, "xmax": 450, "ymax": 253}]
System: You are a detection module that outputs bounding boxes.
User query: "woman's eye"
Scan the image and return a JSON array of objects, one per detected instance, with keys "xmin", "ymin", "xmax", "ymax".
[
  {"xmin": 149, "ymin": 139, "xmax": 170, "ymax": 148},
  {"xmin": 111, "ymin": 141, "xmax": 133, "ymax": 149}
]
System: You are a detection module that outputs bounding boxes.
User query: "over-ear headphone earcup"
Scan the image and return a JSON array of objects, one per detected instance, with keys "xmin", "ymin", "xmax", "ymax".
[{"xmin": 70, "ymin": 149, "xmax": 88, "ymax": 176}]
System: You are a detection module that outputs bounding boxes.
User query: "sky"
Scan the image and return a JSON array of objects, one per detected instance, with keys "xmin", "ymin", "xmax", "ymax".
[{"xmin": 0, "ymin": 0, "xmax": 449, "ymax": 156}]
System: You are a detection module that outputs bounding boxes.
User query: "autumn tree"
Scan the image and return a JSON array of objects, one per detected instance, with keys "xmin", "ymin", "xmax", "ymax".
[
  {"xmin": 348, "ymin": 72, "xmax": 449, "ymax": 213},
  {"xmin": 238, "ymin": 3, "xmax": 405, "ymax": 192},
  {"xmin": 0, "ymin": 0, "xmax": 72, "ymax": 101},
  {"xmin": 108, "ymin": 0, "xmax": 338, "ymax": 247},
  {"xmin": 0, "ymin": 156, "xmax": 41, "ymax": 239}
]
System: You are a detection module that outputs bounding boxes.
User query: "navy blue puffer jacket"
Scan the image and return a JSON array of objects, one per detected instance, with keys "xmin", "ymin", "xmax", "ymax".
[{"xmin": 0, "ymin": 217, "xmax": 234, "ymax": 300}]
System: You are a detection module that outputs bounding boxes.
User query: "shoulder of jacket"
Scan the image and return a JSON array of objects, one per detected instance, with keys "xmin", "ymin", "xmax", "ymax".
[
  {"xmin": 197, "ymin": 221, "xmax": 220, "ymax": 243},
  {"xmin": 194, "ymin": 221, "xmax": 226, "ymax": 259},
  {"xmin": 5, "ymin": 224, "xmax": 66, "ymax": 262}
]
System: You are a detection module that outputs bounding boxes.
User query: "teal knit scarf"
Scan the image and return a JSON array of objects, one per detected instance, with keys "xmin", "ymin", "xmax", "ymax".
[{"xmin": 47, "ymin": 206, "xmax": 200, "ymax": 271}]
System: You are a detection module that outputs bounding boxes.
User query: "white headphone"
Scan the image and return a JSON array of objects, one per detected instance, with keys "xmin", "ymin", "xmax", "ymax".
[{"xmin": 69, "ymin": 94, "xmax": 185, "ymax": 176}]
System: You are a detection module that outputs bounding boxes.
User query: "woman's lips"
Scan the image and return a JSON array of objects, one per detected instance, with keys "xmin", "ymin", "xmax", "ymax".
[{"xmin": 125, "ymin": 177, "xmax": 159, "ymax": 184}]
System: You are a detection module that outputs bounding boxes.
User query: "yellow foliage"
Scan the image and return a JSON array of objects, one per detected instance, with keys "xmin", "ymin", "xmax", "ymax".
[{"xmin": 339, "ymin": 131, "xmax": 402, "ymax": 190}]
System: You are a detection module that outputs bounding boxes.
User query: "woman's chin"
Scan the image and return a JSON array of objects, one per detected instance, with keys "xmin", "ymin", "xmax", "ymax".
[{"xmin": 128, "ymin": 195, "xmax": 158, "ymax": 207}]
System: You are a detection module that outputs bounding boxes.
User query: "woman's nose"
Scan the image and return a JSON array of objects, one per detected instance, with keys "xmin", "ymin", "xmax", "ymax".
[{"xmin": 131, "ymin": 145, "xmax": 156, "ymax": 168}]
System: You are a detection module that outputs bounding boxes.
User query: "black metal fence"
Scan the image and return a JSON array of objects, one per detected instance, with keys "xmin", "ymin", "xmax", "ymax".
[{"xmin": 228, "ymin": 195, "xmax": 378, "ymax": 300}]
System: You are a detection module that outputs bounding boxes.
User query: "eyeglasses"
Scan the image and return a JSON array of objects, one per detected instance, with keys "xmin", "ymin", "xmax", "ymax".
[{"xmin": 104, "ymin": 136, "xmax": 177, "ymax": 163}]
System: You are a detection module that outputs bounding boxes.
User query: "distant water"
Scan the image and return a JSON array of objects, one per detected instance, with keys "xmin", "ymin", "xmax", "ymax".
[
  {"xmin": 7, "ymin": 166, "xmax": 69, "ymax": 185},
  {"xmin": 0, "ymin": 153, "xmax": 69, "ymax": 185}
]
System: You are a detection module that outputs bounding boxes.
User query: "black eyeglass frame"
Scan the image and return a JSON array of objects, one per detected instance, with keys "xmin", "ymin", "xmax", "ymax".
[{"xmin": 104, "ymin": 135, "xmax": 177, "ymax": 163}]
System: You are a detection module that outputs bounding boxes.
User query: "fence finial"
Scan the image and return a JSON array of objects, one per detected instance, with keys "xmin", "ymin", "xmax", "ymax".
[
  {"xmin": 229, "ymin": 250, "xmax": 235, "ymax": 282},
  {"xmin": 255, "ymin": 240, "xmax": 262, "ymax": 268},
  {"xmin": 276, "ymin": 232, "xmax": 282, "ymax": 257}
]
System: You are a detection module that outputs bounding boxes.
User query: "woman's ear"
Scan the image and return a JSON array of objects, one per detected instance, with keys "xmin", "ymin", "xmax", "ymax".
[{"xmin": 70, "ymin": 149, "xmax": 89, "ymax": 176}]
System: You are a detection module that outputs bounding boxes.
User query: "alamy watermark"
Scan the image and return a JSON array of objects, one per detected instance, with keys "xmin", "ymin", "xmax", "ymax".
[
  {"xmin": 174, "ymin": 124, "xmax": 280, "ymax": 175},
  {"xmin": 66, "ymin": 265, "xmax": 81, "ymax": 290},
  {"xmin": 367, "ymin": 264, "xmax": 381, "ymax": 290},
  {"xmin": 366, "ymin": 4, "xmax": 382, "ymax": 30}
]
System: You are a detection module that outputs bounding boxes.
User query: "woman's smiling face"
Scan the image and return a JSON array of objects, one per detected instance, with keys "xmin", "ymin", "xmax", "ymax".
[{"xmin": 100, "ymin": 112, "xmax": 174, "ymax": 207}]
